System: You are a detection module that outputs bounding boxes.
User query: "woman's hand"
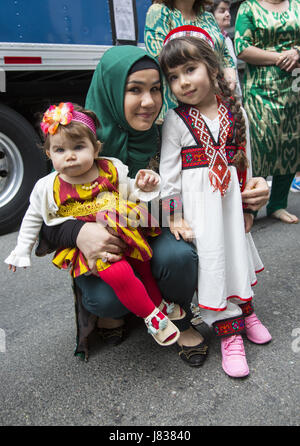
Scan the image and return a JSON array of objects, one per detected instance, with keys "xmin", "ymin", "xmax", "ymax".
[
  {"xmin": 169, "ymin": 215, "xmax": 194, "ymax": 242},
  {"xmin": 241, "ymin": 177, "xmax": 270, "ymax": 211},
  {"xmin": 136, "ymin": 169, "xmax": 160, "ymax": 192},
  {"xmin": 76, "ymin": 222, "xmax": 126, "ymax": 273},
  {"xmin": 276, "ymin": 49, "xmax": 300, "ymax": 72},
  {"xmin": 224, "ymin": 67, "xmax": 237, "ymax": 91}
]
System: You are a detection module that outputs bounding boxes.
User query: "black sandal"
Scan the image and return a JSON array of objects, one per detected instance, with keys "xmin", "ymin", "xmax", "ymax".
[
  {"xmin": 97, "ymin": 325, "xmax": 126, "ymax": 346},
  {"xmin": 176, "ymin": 340, "xmax": 208, "ymax": 367},
  {"xmin": 190, "ymin": 304, "xmax": 213, "ymax": 341}
]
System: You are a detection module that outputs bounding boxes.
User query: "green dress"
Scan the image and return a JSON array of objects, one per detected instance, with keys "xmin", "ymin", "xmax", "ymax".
[
  {"xmin": 235, "ymin": 0, "xmax": 300, "ymax": 176},
  {"xmin": 144, "ymin": 3, "xmax": 234, "ymax": 119}
]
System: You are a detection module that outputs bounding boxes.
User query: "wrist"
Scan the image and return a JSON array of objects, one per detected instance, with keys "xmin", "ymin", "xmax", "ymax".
[
  {"xmin": 75, "ymin": 221, "xmax": 90, "ymax": 247},
  {"xmin": 272, "ymin": 51, "xmax": 282, "ymax": 64},
  {"xmin": 168, "ymin": 213, "xmax": 182, "ymax": 224},
  {"xmin": 293, "ymin": 47, "xmax": 300, "ymax": 61}
]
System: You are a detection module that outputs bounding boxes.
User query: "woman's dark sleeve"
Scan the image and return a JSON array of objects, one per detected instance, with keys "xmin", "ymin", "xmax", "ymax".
[{"xmin": 40, "ymin": 220, "xmax": 86, "ymax": 249}]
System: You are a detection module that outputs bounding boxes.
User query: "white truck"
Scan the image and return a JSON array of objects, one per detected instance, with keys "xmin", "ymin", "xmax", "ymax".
[{"xmin": 0, "ymin": 0, "xmax": 151, "ymax": 234}]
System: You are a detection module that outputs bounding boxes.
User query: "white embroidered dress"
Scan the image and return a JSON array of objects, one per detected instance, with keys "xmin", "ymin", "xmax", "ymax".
[{"xmin": 160, "ymin": 107, "xmax": 263, "ymax": 316}]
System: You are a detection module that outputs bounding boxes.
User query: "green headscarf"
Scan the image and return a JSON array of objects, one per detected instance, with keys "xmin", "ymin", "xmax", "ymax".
[{"xmin": 85, "ymin": 45, "xmax": 163, "ymax": 178}]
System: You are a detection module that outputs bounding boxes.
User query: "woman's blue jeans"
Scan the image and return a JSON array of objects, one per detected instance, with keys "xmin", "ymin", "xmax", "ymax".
[{"xmin": 74, "ymin": 228, "xmax": 198, "ymax": 331}]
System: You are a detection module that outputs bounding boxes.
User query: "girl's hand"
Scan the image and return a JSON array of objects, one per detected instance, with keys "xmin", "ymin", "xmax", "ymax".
[
  {"xmin": 136, "ymin": 170, "xmax": 159, "ymax": 192},
  {"xmin": 243, "ymin": 213, "xmax": 254, "ymax": 233},
  {"xmin": 276, "ymin": 49, "xmax": 299, "ymax": 72},
  {"xmin": 241, "ymin": 177, "xmax": 269, "ymax": 211},
  {"xmin": 169, "ymin": 215, "xmax": 194, "ymax": 242}
]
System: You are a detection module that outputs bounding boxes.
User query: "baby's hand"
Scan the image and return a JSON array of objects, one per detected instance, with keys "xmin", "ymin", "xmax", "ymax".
[
  {"xmin": 136, "ymin": 170, "xmax": 159, "ymax": 192},
  {"xmin": 169, "ymin": 215, "xmax": 194, "ymax": 242}
]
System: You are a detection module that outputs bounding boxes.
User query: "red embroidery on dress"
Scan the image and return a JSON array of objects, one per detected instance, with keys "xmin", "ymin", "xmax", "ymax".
[
  {"xmin": 188, "ymin": 103, "xmax": 231, "ymax": 196},
  {"xmin": 181, "ymin": 146, "xmax": 239, "ymax": 169}
]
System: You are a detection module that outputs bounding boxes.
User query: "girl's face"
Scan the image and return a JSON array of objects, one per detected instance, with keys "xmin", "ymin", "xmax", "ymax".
[
  {"xmin": 167, "ymin": 60, "xmax": 215, "ymax": 110},
  {"xmin": 124, "ymin": 68, "xmax": 162, "ymax": 131},
  {"xmin": 213, "ymin": 2, "xmax": 231, "ymax": 31},
  {"xmin": 46, "ymin": 131, "xmax": 100, "ymax": 181}
]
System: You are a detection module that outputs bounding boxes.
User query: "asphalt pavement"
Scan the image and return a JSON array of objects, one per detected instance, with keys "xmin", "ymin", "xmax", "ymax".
[{"xmin": 0, "ymin": 191, "xmax": 299, "ymax": 427}]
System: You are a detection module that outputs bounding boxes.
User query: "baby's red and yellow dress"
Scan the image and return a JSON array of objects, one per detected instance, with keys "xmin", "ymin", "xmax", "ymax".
[{"xmin": 52, "ymin": 158, "xmax": 161, "ymax": 277}]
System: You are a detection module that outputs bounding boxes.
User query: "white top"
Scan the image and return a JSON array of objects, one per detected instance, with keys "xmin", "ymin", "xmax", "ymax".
[
  {"xmin": 201, "ymin": 114, "xmax": 220, "ymax": 141},
  {"xmin": 4, "ymin": 157, "xmax": 160, "ymax": 268},
  {"xmin": 159, "ymin": 108, "xmax": 263, "ymax": 312},
  {"xmin": 160, "ymin": 107, "xmax": 252, "ymax": 203}
]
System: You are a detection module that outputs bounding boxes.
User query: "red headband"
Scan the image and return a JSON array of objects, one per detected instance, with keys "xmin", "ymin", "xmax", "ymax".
[{"xmin": 163, "ymin": 25, "xmax": 214, "ymax": 48}]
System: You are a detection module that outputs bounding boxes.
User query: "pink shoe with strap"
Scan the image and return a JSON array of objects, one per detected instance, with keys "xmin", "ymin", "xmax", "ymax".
[
  {"xmin": 245, "ymin": 313, "xmax": 272, "ymax": 344},
  {"xmin": 221, "ymin": 335, "xmax": 249, "ymax": 378}
]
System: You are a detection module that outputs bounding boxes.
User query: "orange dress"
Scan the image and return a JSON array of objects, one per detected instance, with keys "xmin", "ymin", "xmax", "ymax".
[{"xmin": 52, "ymin": 158, "xmax": 160, "ymax": 277}]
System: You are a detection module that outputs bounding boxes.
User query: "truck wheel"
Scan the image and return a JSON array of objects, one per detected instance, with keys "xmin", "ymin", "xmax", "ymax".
[{"xmin": 0, "ymin": 104, "xmax": 48, "ymax": 235}]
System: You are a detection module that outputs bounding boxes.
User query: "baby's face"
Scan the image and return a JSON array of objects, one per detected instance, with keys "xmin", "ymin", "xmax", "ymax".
[{"xmin": 46, "ymin": 132, "xmax": 99, "ymax": 181}]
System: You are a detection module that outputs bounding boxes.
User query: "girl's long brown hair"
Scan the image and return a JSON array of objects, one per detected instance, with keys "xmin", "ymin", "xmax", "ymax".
[{"xmin": 160, "ymin": 37, "xmax": 248, "ymax": 171}]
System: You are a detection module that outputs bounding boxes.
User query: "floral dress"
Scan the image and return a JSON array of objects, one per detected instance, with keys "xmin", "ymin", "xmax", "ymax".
[
  {"xmin": 234, "ymin": 0, "xmax": 300, "ymax": 176},
  {"xmin": 144, "ymin": 3, "xmax": 234, "ymax": 119},
  {"xmin": 52, "ymin": 158, "xmax": 160, "ymax": 277}
]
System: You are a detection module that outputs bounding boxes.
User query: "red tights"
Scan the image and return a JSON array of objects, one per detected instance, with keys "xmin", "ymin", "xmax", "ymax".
[{"xmin": 98, "ymin": 258, "xmax": 163, "ymax": 318}]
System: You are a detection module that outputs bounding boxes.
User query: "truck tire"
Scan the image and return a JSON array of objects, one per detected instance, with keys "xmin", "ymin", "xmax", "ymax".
[{"xmin": 0, "ymin": 104, "xmax": 48, "ymax": 235}]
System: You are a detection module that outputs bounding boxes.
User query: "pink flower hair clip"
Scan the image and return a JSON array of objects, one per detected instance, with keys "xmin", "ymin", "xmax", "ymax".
[
  {"xmin": 40, "ymin": 102, "xmax": 96, "ymax": 136},
  {"xmin": 41, "ymin": 102, "xmax": 74, "ymax": 135}
]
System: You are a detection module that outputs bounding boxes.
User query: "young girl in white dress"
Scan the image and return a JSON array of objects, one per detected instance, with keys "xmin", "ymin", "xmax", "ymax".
[{"xmin": 159, "ymin": 27, "xmax": 272, "ymax": 378}]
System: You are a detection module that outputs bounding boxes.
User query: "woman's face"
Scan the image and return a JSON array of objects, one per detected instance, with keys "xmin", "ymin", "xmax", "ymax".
[
  {"xmin": 213, "ymin": 1, "xmax": 231, "ymax": 31},
  {"xmin": 124, "ymin": 69, "xmax": 162, "ymax": 131}
]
